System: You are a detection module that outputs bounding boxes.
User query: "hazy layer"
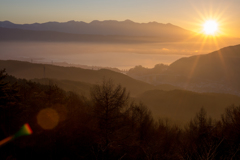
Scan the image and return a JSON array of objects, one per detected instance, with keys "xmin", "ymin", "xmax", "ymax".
[{"xmin": 0, "ymin": 41, "xmax": 238, "ymax": 69}]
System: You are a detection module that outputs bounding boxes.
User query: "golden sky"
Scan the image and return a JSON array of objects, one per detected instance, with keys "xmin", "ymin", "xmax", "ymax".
[{"xmin": 0, "ymin": 0, "xmax": 240, "ymax": 37}]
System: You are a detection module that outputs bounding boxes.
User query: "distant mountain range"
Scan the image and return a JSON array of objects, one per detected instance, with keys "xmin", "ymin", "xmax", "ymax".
[
  {"xmin": 0, "ymin": 20, "xmax": 192, "ymax": 36},
  {"xmin": 0, "ymin": 20, "xmax": 194, "ymax": 43},
  {"xmin": 1, "ymin": 20, "xmax": 239, "ymax": 44}
]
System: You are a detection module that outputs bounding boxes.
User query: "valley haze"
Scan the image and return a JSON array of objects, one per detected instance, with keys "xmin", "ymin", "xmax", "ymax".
[{"xmin": 0, "ymin": 20, "xmax": 239, "ymax": 69}]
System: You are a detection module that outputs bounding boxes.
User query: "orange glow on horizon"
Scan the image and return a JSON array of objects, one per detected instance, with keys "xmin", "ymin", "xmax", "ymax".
[{"xmin": 179, "ymin": 3, "xmax": 233, "ymax": 88}]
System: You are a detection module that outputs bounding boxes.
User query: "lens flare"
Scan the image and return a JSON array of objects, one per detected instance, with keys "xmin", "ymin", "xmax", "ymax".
[
  {"xmin": 14, "ymin": 123, "xmax": 32, "ymax": 138},
  {"xmin": 37, "ymin": 108, "xmax": 59, "ymax": 130},
  {"xmin": 0, "ymin": 123, "xmax": 32, "ymax": 146}
]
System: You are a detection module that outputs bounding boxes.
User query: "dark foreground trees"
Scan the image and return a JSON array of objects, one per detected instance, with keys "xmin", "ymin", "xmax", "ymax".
[
  {"xmin": 90, "ymin": 79, "xmax": 130, "ymax": 159},
  {"xmin": 2, "ymin": 69, "xmax": 240, "ymax": 159},
  {"xmin": 89, "ymin": 80, "xmax": 176, "ymax": 159},
  {"xmin": 89, "ymin": 79, "xmax": 182, "ymax": 159}
]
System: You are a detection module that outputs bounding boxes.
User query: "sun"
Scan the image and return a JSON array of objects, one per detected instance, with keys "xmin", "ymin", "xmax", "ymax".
[{"xmin": 203, "ymin": 20, "xmax": 219, "ymax": 35}]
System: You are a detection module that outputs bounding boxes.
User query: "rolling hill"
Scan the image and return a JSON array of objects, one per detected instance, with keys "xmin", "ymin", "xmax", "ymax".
[
  {"xmin": 133, "ymin": 44, "xmax": 240, "ymax": 96},
  {"xmin": 0, "ymin": 60, "xmax": 158, "ymax": 96},
  {"xmin": 1, "ymin": 60, "xmax": 240, "ymax": 125}
]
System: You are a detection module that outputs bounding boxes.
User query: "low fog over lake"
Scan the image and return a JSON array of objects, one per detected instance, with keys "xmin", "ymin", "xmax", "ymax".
[{"xmin": 0, "ymin": 40, "xmax": 238, "ymax": 69}]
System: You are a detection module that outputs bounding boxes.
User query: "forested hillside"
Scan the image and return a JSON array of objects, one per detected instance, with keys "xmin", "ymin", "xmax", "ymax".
[
  {"xmin": 1, "ymin": 69, "xmax": 240, "ymax": 159},
  {"xmin": 137, "ymin": 89, "xmax": 240, "ymax": 124},
  {"xmin": 0, "ymin": 60, "xmax": 155, "ymax": 96},
  {"xmin": 2, "ymin": 60, "xmax": 240, "ymax": 124}
]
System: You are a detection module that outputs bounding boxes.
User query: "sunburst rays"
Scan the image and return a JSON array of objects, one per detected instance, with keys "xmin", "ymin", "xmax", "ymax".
[{"xmin": 179, "ymin": 3, "xmax": 232, "ymax": 89}]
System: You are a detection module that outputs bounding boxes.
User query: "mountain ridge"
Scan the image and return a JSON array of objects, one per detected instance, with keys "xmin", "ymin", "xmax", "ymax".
[
  {"xmin": 147, "ymin": 44, "xmax": 240, "ymax": 96},
  {"xmin": 0, "ymin": 20, "xmax": 192, "ymax": 37},
  {"xmin": 0, "ymin": 60, "xmax": 156, "ymax": 96}
]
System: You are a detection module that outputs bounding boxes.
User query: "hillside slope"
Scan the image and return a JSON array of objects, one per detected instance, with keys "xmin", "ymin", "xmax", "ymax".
[
  {"xmin": 136, "ymin": 89, "xmax": 240, "ymax": 125},
  {"xmin": 0, "ymin": 60, "xmax": 155, "ymax": 96},
  {"xmin": 153, "ymin": 44, "xmax": 240, "ymax": 96},
  {"xmin": 1, "ymin": 60, "xmax": 240, "ymax": 125}
]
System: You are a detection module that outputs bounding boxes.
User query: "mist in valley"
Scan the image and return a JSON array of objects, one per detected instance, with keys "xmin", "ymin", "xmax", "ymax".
[{"xmin": 1, "ymin": 39, "xmax": 239, "ymax": 69}]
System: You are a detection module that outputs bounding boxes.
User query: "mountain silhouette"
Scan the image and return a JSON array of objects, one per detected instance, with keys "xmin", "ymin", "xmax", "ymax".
[{"xmin": 0, "ymin": 20, "xmax": 192, "ymax": 37}]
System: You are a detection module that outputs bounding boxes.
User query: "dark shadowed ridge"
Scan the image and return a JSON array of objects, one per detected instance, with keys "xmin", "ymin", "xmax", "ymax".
[
  {"xmin": 157, "ymin": 44, "xmax": 240, "ymax": 95},
  {"xmin": 0, "ymin": 60, "xmax": 155, "ymax": 96}
]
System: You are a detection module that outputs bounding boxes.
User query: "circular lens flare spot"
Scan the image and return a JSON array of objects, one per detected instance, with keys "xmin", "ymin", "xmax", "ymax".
[
  {"xmin": 37, "ymin": 108, "xmax": 59, "ymax": 130},
  {"xmin": 203, "ymin": 20, "xmax": 218, "ymax": 35}
]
